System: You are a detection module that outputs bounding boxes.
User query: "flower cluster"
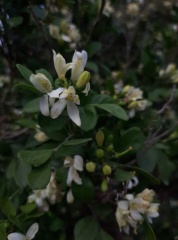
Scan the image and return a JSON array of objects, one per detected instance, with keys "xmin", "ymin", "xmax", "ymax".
[
  {"xmin": 29, "ymin": 49, "xmax": 90, "ymax": 126},
  {"xmin": 159, "ymin": 63, "xmax": 178, "ymax": 83},
  {"xmin": 113, "ymin": 81, "xmax": 148, "ymax": 118},
  {"xmin": 115, "ymin": 189, "xmax": 159, "ymax": 234},
  {"xmin": 28, "ymin": 173, "xmax": 60, "ymax": 211}
]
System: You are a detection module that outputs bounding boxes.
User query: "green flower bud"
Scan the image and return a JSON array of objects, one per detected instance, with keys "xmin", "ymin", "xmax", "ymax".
[
  {"xmin": 86, "ymin": 162, "xmax": 96, "ymax": 172},
  {"xmin": 102, "ymin": 165, "xmax": 112, "ymax": 176},
  {"xmin": 96, "ymin": 149, "xmax": 104, "ymax": 158},
  {"xmin": 128, "ymin": 101, "xmax": 138, "ymax": 109},
  {"xmin": 106, "ymin": 144, "xmax": 113, "ymax": 152},
  {"xmin": 122, "ymin": 85, "xmax": 131, "ymax": 94},
  {"xmin": 108, "ymin": 134, "xmax": 113, "ymax": 142},
  {"xmin": 76, "ymin": 71, "xmax": 90, "ymax": 89},
  {"xmin": 113, "ymin": 95, "xmax": 118, "ymax": 101},
  {"xmin": 101, "ymin": 179, "xmax": 108, "ymax": 192},
  {"xmin": 96, "ymin": 130, "xmax": 105, "ymax": 147}
]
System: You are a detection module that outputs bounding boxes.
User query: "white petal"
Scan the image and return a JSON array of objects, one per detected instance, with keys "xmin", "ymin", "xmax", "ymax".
[
  {"xmin": 50, "ymin": 99, "xmax": 67, "ymax": 119},
  {"xmin": 67, "ymin": 166, "xmax": 74, "ymax": 186},
  {"xmin": 118, "ymin": 200, "xmax": 129, "ymax": 210},
  {"xmin": 81, "ymin": 50, "xmax": 88, "ymax": 68},
  {"xmin": 72, "ymin": 168, "xmax": 82, "ymax": 185},
  {"xmin": 66, "ymin": 189, "xmax": 74, "ymax": 204},
  {"xmin": 130, "ymin": 210, "xmax": 143, "ymax": 221},
  {"xmin": 48, "ymin": 88, "xmax": 64, "ymax": 98},
  {"xmin": 40, "ymin": 94, "xmax": 49, "ymax": 116},
  {"xmin": 26, "ymin": 223, "xmax": 39, "ymax": 239},
  {"xmin": 30, "ymin": 73, "xmax": 52, "ymax": 93},
  {"xmin": 7, "ymin": 233, "xmax": 26, "ymax": 240},
  {"xmin": 53, "ymin": 50, "xmax": 66, "ymax": 79},
  {"xmin": 125, "ymin": 194, "xmax": 134, "ymax": 200},
  {"xmin": 61, "ymin": 34, "xmax": 72, "ymax": 42},
  {"xmin": 82, "ymin": 82, "xmax": 90, "ymax": 96},
  {"xmin": 73, "ymin": 155, "xmax": 83, "ymax": 171},
  {"xmin": 67, "ymin": 102, "xmax": 81, "ymax": 126}
]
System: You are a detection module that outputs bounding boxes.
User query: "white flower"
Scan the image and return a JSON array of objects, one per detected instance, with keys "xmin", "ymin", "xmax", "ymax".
[
  {"xmin": 126, "ymin": 176, "xmax": 139, "ymax": 189},
  {"xmin": 146, "ymin": 203, "xmax": 160, "ymax": 223},
  {"xmin": 125, "ymin": 87, "xmax": 143, "ymax": 102},
  {"xmin": 67, "ymin": 189, "xmax": 75, "ymax": 204},
  {"xmin": 52, "ymin": 50, "xmax": 72, "ymax": 79},
  {"xmin": 71, "ymin": 50, "xmax": 88, "ymax": 81},
  {"xmin": 137, "ymin": 188, "xmax": 155, "ymax": 203},
  {"xmin": 7, "ymin": 223, "xmax": 39, "ymax": 240},
  {"xmin": 50, "ymin": 86, "xmax": 81, "ymax": 126},
  {"xmin": 49, "ymin": 24, "xmax": 60, "ymax": 39},
  {"xmin": 64, "ymin": 155, "xmax": 84, "ymax": 186}
]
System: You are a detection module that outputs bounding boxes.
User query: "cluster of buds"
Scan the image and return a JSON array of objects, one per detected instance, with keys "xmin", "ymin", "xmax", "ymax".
[
  {"xmin": 159, "ymin": 63, "xmax": 178, "ymax": 83},
  {"xmin": 115, "ymin": 189, "xmax": 159, "ymax": 234},
  {"xmin": 29, "ymin": 49, "xmax": 90, "ymax": 126},
  {"xmin": 49, "ymin": 20, "xmax": 81, "ymax": 49},
  {"xmin": 28, "ymin": 173, "xmax": 60, "ymax": 211},
  {"xmin": 114, "ymin": 82, "xmax": 148, "ymax": 118}
]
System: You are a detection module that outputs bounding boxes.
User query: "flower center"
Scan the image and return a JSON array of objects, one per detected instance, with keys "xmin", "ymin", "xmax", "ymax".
[{"xmin": 39, "ymin": 79, "xmax": 51, "ymax": 92}]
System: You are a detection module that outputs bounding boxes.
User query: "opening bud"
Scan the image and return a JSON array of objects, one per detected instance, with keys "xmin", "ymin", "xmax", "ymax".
[
  {"xmin": 128, "ymin": 101, "xmax": 138, "ymax": 109},
  {"xmin": 86, "ymin": 162, "xmax": 96, "ymax": 172},
  {"xmin": 76, "ymin": 71, "xmax": 91, "ymax": 89},
  {"xmin": 96, "ymin": 130, "xmax": 105, "ymax": 147},
  {"xmin": 102, "ymin": 165, "xmax": 112, "ymax": 176}
]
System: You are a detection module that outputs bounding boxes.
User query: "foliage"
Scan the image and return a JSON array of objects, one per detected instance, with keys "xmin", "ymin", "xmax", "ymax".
[{"xmin": 1, "ymin": 0, "xmax": 178, "ymax": 239}]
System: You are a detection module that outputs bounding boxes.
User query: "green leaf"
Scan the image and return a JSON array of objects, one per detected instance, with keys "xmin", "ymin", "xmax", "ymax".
[
  {"xmin": 86, "ymin": 62, "xmax": 99, "ymax": 73},
  {"xmin": 114, "ymin": 127, "xmax": 145, "ymax": 152},
  {"xmin": 96, "ymin": 229, "xmax": 114, "ymax": 240},
  {"xmin": 7, "ymin": 16, "xmax": 23, "ymax": 27},
  {"xmin": 0, "ymin": 224, "xmax": 6, "ymax": 240},
  {"xmin": 16, "ymin": 64, "xmax": 33, "ymax": 81},
  {"xmin": 74, "ymin": 216, "xmax": 99, "ymax": 240},
  {"xmin": 0, "ymin": 198, "xmax": 16, "ymax": 217},
  {"xmin": 18, "ymin": 149, "xmax": 53, "ymax": 166},
  {"xmin": 72, "ymin": 176, "xmax": 94, "ymax": 202},
  {"xmin": 114, "ymin": 169, "xmax": 133, "ymax": 182},
  {"xmin": 80, "ymin": 105, "xmax": 98, "ymax": 131},
  {"xmin": 63, "ymin": 138, "xmax": 92, "ymax": 146},
  {"xmin": 144, "ymin": 217, "xmax": 157, "ymax": 240},
  {"xmin": 121, "ymin": 165, "xmax": 160, "ymax": 184},
  {"xmin": 20, "ymin": 203, "xmax": 36, "ymax": 214},
  {"xmin": 15, "ymin": 159, "xmax": 32, "ymax": 188},
  {"xmin": 90, "ymin": 94, "xmax": 114, "ymax": 104},
  {"xmin": 23, "ymin": 98, "xmax": 40, "ymax": 113},
  {"xmin": 14, "ymin": 84, "xmax": 40, "ymax": 94},
  {"xmin": 86, "ymin": 42, "xmax": 101, "ymax": 57},
  {"xmin": 137, "ymin": 147, "xmax": 158, "ymax": 173},
  {"xmin": 38, "ymin": 113, "xmax": 66, "ymax": 132},
  {"xmin": 36, "ymin": 69, "xmax": 53, "ymax": 84},
  {"xmin": 94, "ymin": 104, "xmax": 128, "ymax": 121},
  {"xmin": 157, "ymin": 151, "xmax": 176, "ymax": 185},
  {"xmin": 16, "ymin": 119, "xmax": 36, "ymax": 129},
  {"xmin": 28, "ymin": 161, "xmax": 51, "ymax": 189}
]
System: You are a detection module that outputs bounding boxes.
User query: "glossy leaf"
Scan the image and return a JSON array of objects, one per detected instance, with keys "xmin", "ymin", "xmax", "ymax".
[
  {"xmin": 23, "ymin": 98, "xmax": 40, "ymax": 113},
  {"xmin": 63, "ymin": 138, "xmax": 92, "ymax": 146},
  {"xmin": 16, "ymin": 64, "xmax": 33, "ymax": 81},
  {"xmin": 94, "ymin": 104, "xmax": 128, "ymax": 121},
  {"xmin": 18, "ymin": 149, "xmax": 53, "ymax": 166},
  {"xmin": 74, "ymin": 216, "xmax": 99, "ymax": 240},
  {"xmin": 79, "ymin": 105, "xmax": 98, "ymax": 131},
  {"xmin": 28, "ymin": 161, "xmax": 51, "ymax": 189}
]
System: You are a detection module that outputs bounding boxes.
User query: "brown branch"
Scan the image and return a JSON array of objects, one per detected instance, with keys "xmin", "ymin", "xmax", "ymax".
[{"xmin": 86, "ymin": 0, "xmax": 106, "ymax": 43}]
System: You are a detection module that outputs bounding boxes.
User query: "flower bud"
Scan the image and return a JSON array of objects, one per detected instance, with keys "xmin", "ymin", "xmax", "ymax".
[
  {"xmin": 101, "ymin": 179, "xmax": 108, "ymax": 192},
  {"xmin": 76, "ymin": 71, "xmax": 90, "ymax": 89},
  {"xmin": 122, "ymin": 85, "xmax": 131, "ymax": 94},
  {"xmin": 86, "ymin": 162, "xmax": 96, "ymax": 172},
  {"xmin": 106, "ymin": 144, "xmax": 113, "ymax": 152},
  {"xmin": 96, "ymin": 149, "xmax": 104, "ymax": 158},
  {"xmin": 96, "ymin": 130, "xmax": 105, "ymax": 147},
  {"xmin": 128, "ymin": 101, "xmax": 138, "ymax": 109},
  {"xmin": 34, "ymin": 131, "xmax": 49, "ymax": 143},
  {"xmin": 102, "ymin": 165, "xmax": 112, "ymax": 176}
]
